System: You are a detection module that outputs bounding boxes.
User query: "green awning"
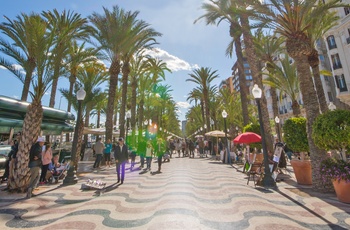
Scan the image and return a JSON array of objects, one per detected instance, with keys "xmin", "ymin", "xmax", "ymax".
[{"xmin": 0, "ymin": 117, "xmax": 73, "ymax": 135}]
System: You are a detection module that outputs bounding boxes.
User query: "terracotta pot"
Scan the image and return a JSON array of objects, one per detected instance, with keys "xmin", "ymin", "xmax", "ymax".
[
  {"xmin": 332, "ymin": 179, "xmax": 350, "ymax": 203},
  {"xmin": 290, "ymin": 160, "xmax": 312, "ymax": 185}
]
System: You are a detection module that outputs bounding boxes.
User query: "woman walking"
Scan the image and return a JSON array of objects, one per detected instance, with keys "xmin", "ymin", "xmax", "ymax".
[{"xmin": 40, "ymin": 142, "xmax": 52, "ymax": 185}]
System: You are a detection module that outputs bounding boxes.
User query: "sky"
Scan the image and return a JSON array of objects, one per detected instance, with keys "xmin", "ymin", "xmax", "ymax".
[{"xmin": 0, "ymin": 0, "xmax": 235, "ymax": 123}]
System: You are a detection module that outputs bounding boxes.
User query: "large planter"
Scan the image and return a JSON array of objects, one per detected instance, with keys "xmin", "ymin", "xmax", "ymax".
[
  {"xmin": 332, "ymin": 179, "xmax": 350, "ymax": 203},
  {"xmin": 290, "ymin": 159, "xmax": 312, "ymax": 185}
]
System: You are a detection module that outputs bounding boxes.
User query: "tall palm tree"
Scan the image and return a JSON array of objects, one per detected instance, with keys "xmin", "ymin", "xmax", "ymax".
[
  {"xmin": 7, "ymin": 16, "xmax": 55, "ymax": 192},
  {"xmin": 0, "ymin": 13, "xmax": 44, "ymax": 101},
  {"xmin": 186, "ymin": 67, "xmax": 219, "ymax": 132},
  {"xmin": 263, "ymin": 54, "xmax": 301, "ymax": 116},
  {"xmin": 195, "ymin": 0, "xmax": 250, "ymax": 126},
  {"xmin": 63, "ymin": 41, "xmax": 98, "ymax": 142},
  {"xmin": 306, "ymin": 8, "xmax": 340, "ymax": 113},
  {"xmin": 88, "ymin": 5, "xmax": 131, "ymax": 141},
  {"xmin": 254, "ymin": 0, "xmax": 344, "ymax": 191},
  {"xmin": 118, "ymin": 23, "xmax": 161, "ymax": 139},
  {"xmin": 42, "ymin": 9, "xmax": 91, "ymax": 108},
  {"xmin": 253, "ymin": 31, "xmax": 284, "ymax": 133}
]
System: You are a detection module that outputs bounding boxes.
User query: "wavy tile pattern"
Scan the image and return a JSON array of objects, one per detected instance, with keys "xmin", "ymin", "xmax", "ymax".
[{"xmin": 0, "ymin": 157, "xmax": 350, "ymax": 230}]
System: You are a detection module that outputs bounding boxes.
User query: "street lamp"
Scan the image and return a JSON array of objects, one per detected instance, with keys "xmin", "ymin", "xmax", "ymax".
[
  {"xmin": 252, "ymin": 84, "xmax": 275, "ymax": 187},
  {"xmin": 63, "ymin": 88, "xmax": 86, "ymax": 185},
  {"xmin": 221, "ymin": 109, "xmax": 230, "ymax": 164},
  {"xmin": 275, "ymin": 116, "xmax": 281, "ymax": 143},
  {"xmin": 210, "ymin": 118, "xmax": 214, "ymax": 130},
  {"xmin": 328, "ymin": 102, "xmax": 336, "ymax": 111},
  {"xmin": 126, "ymin": 110, "xmax": 131, "ymax": 145},
  {"xmin": 204, "ymin": 124, "xmax": 207, "ymax": 133}
]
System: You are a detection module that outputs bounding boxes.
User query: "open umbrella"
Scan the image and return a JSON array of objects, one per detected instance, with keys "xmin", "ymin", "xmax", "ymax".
[
  {"xmin": 233, "ymin": 132, "xmax": 261, "ymax": 144},
  {"xmin": 205, "ymin": 130, "xmax": 230, "ymax": 137}
]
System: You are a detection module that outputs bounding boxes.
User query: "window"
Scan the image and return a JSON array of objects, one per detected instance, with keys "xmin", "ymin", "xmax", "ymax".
[
  {"xmin": 327, "ymin": 92, "xmax": 334, "ymax": 102},
  {"xmin": 331, "ymin": 53, "xmax": 342, "ymax": 69},
  {"xmin": 335, "ymin": 74, "xmax": 348, "ymax": 92},
  {"xmin": 327, "ymin": 35, "xmax": 337, "ymax": 49},
  {"xmin": 345, "ymin": 7, "xmax": 350, "ymax": 16}
]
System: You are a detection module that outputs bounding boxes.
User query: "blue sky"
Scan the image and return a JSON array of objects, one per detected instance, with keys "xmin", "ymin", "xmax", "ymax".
[{"xmin": 0, "ymin": 0, "xmax": 235, "ymax": 122}]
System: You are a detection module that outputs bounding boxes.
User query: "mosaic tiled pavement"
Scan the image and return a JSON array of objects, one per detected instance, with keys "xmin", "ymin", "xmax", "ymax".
[{"xmin": 0, "ymin": 156, "xmax": 350, "ymax": 230}]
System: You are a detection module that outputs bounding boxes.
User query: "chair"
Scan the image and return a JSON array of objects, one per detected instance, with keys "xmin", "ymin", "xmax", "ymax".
[{"xmin": 246, "ymin": 162, "xmax": 263, "ymax": 186}]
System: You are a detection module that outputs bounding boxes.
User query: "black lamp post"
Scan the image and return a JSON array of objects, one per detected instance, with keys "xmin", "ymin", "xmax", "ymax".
[
  {"xmin": 210, "ymin": 118, "xmax": 214, "ymax": 130},
  {"xmin": 275, "ymin": 116, "xmax": 281, "ymax": 143},
  {"xmin": 63, "ymin": 88, "xmax": 86, "ymax": 185},
  {"xmin": 252, "ymin": 84, "xmax": 275, "ymax": 187},
  {"xmin": 222, "ymin": 110, "xmax": 230, "ymax": 164}
]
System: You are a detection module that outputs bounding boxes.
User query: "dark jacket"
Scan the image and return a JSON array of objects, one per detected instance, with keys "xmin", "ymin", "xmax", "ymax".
[
  {"xmin": 29, "ymin": 142, "xmax": 42, "ymax": 168},
  {"xmin": 114, "ymin": 144, "xmax": 129, "ymax": 163}
]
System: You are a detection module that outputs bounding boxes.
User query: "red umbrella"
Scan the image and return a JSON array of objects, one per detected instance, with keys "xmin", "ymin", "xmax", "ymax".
[{"xmin": 233, "ymin": 132, "xmax": 261, "ymax": 144}]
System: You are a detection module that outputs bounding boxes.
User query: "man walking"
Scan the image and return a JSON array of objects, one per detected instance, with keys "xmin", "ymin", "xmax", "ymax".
[
  {"xmin": 114, "ymin": 138, "xmax": 128, "ymax": 184},
  {"xmin": 93, "ymin": 138, "xmax": 104, "ymax": 169},
  {"xmin": 27, "ymin": 136, "xmax": 45, "ymax": 198}
]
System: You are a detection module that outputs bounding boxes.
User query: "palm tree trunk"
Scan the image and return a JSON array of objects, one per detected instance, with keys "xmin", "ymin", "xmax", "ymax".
[
  {"xmin": 8, "ymin": 100, "xmax": 43, "ymax": 192},
  {"xmin": 49, "ymin": 69, "xmax": 59, "ymax": 107},
  {"xmin": 293, "ymin": 55, "xmax": 331, "ymax": 191},
  {"xmin": 119, "ymin": 63, "xmax": 130, "ymax": 139},
  {"xmin": 309, "ymin": 49, "xmax": 328, "ymax": 113},
  {"xmin": 75, "ymin": 120, "xmax": 85, "ymax": 170},
  {"xmin": 240, "ymin": 14, "xmax": 274, "ymax": 152},
  {"xmin": 270, "ymin": 87, "xmax": 279, "ymax": 135},
  {"xmin": 233, "ymin": 33, "xmax": 250, "ymax": 126},
  {"xmin": 131, "ymin": 77, "xmax": 137, "ymax": 147},
  {"xmin": 292, "ymin": 100, "xmax": 301, "ymax": 116},
  {"xmin": 105, "ymin": 61, "xmax": 120, "ymax": 141}
]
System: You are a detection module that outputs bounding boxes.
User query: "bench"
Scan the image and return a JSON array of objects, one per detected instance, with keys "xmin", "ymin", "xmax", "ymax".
[{"xmin": 246, "ymin": 162, "xmax": 263, "ymax": 186}]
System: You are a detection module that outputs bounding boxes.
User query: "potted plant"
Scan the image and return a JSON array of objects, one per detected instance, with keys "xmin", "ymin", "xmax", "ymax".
[
  {"xmin": 313, "ymin": 109, "xmax": 350, "ymax": 203},
  {"xmin": 284, "ymin": 117, "xmax": 312, "ymax": 185},
  {"xmin": 319, "ymin": 158, "xmax": 350, "ymax": 203}
]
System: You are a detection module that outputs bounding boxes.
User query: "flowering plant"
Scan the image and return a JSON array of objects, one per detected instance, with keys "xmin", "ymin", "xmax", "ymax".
[{"xmin": 320, "ymin": 157, "xmax": 350, "ymax": 183}]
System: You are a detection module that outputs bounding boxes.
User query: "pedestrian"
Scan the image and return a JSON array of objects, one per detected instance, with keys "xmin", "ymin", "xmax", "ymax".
[
  {"xmin": 114, "ymin": 138, "xmax": 128, "ymax": 184},
  {"xmin": 104, "ymin": 139, "xmax": 112, "ymax": 167},
  {"xmin": 27, "ymin": 136, "xmax": 45, "ymax": 198},
  {"xmin": 39, "ymin": 142, "xmax": 52, "ymax": 185},
  {"xmin": 154, "ymin": 138, "xmax": 166, "ymax": 173},
  {"xmin": 93, "ymin": 138, "xmax": 104, "ymax": 169},
  {"xmin": 189, "ymin": 139, "xmax": 195, "ymax": 158},
  {"xmin": 145, "ymin": 140, "xmax": 153, "ymax": 171},
  {"xmin": 137, "ymin": 137, "xmax": 146, "ymax": 169}
]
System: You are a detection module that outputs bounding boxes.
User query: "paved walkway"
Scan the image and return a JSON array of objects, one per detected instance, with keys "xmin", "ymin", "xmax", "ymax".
[{"xmin": 0, "ymin": 155, "xmax": 349, "ymax": 230}]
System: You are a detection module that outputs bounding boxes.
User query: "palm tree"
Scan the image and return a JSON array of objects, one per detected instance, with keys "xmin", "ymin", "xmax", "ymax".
[
  {"xmin": 63, "ymin": 41, "xmax": 98, "ymax": 142},
  {"xmin": 253, "ymin": 31, "xmax": 284, "ymax": 132},
  {"xmin": 306, "ymin": 8, "xmax": 340, "ymax": 113},
  {"xmin": 42, "ymin": 9, "xmax": 91, "ymax": 108},
  {"xmin": 88, "ymin": 5, "xmax": 129, "ymax": 141},
  {"xmin": 60, "ymin": 61, "xmax": 108, "ymax": 169},
  {"xmin": 118, "ymin": 23, "xmax": 161, "ymax": 139},
  {"xmin": 254, "ymin": 0, "xmax": 344, "ymax": 191},
  {"xmin": 195, "ymin": 0, "xmax": 250, "ymax": 126},
  {"xmin": 186, "ymin": 67, "xmax": 219, "ymax": 132},
  {"xmin": 7, "ymin": 16, "xmax": 55, "ymax": 192},
  {"xmin": 263, "ymin": 54, "xmax": 301, "ymax": 116},
  {"xmin": 0, "ymin": 13, "xmax": 44, "ymax": 101}
]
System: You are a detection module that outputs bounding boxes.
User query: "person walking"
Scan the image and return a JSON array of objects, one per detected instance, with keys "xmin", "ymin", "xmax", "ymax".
[
  {"xmin": 154, "ymin": 138, "xmax": 166, "ymax": 173},
  {"xmin": 93, "ymin": 138, "xmax": 104, "ymax": 169},
  {"xmin": 189, "ymin": 139, "xmax": 195, "ymax": 158},
  {"xmin": 39, "ymin": 142, "xmax": 52, "ymax": 185},
  {"xmin": 114, "ymin": 138, "xmax": 128, "ymax": 184},
  {"xmin": 145, "ymin": 140, "xmax": 153, "ymax": 171},
  {"xmin": 137, "ymin": 137, "xmax": 146, "ymax": 169},
  {"xmin": 27, "ymin": 136, "xmax": 45, "ymax": 198},
  {"xmin": 104, "ymin": 139, "xmax": 112, "ymax": 167}
]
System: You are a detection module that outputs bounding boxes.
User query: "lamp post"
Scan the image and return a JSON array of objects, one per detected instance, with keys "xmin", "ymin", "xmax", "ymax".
[
  {"xmin": 222, "ymin": 110, "xmax": 230, "ymax": 164},
  {"xmin": 275, "ymin": 116, "xmax": 281, "ymax": 143},
  {"xmin": 204, "ymin": 124, "xmax": 207, "ymax": 133},
  {"xmin": 210, "ymin": 118, "xmax": 214, "ymax": 130},
  {"xmin": 63, "ymin": 88, "xmax": 86, "ymax": 185},
  {"xmin": 126, "ymin": 110, "xmax": 131, "ymax": 145},
  {"xmin": 144, "ymin": 120, "xmax": 148, "ymax": 139},
  {"xmin": 252, "ymin": 84, "xmax": 275, "ymax": 187}
]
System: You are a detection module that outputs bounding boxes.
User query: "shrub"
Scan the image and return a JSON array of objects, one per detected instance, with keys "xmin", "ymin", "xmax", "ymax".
[
  {"xmin": 320, "ymin": 157, "xmax": 350, "ymax": 183},
  {"xmin": 283, "ymin": 117, "xmax": 309, "ymax": 153}
]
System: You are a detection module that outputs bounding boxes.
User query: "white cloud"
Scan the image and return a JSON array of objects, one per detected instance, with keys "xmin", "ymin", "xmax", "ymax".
[
  {"xmin": 176, "ymin": 101, "xmax": 191, "ymax": 109},
  {"xmin": 144, "ymin": 48, "xmax": 199, "ymax": 72}
]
